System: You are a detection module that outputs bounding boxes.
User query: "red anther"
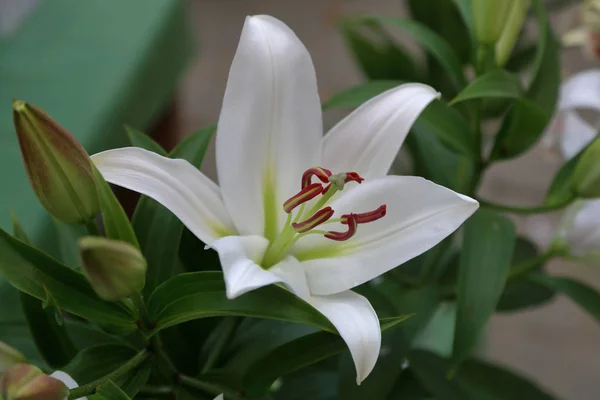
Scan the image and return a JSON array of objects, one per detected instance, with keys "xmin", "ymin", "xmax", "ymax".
[
  {"xmin": 302, "ymin": 167, "xmax": 332, "ymax": 189},
  {"xmin": 325, "ymin": 214, "xmax": 358, "ymax": 241},
  {"xmin": 283, "ymin": 183, "xmax": 323, "ymax": 213},
  {"xmin": 342, "ymin": 204, "xmax": 386, "ymax": 224},
  {"xmin": 292, "ymin": 206, "xmax": 334, "ymax": 233},
  {"xmin": 344, "ymin": 172, "xmax": 364, "ymax": 184}
]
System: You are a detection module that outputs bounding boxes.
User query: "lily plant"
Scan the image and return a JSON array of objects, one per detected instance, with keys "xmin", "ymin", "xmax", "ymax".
[{"xmin": 91, "ymin": 15, "xmax": 478, "ymax": 382}]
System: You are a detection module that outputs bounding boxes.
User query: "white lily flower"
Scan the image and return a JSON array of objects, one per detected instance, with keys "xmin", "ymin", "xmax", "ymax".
[
  {"xmin": 49, "ymin": 371, "xmax": 86, "ymax": 400},
  {"xmin": 544, "ymin": 70, "xmax": 600, "ymax": 160},
  {"xmin": 91, "ymin": 15, "xmax": 478, "ymax": 383}
]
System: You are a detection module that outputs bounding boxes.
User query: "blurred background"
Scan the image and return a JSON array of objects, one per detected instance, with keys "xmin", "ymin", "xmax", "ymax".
[{"xmin": 0, "ymin": 0, "xmax": 598, "ymax": 398}]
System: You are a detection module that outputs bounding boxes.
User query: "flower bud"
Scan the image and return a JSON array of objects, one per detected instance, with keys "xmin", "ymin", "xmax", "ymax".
[
  {"xmin": 564, "ymin": 0, "xmax": 600, "ymax": 61},
  {"xmin": 573, "ymin": 135, "xmax": 600, "ymax": 198},
  {"xmin": 0, "ymin": 342, "xmax": 26, "ymax": 374},
  {"xmin": 555, "ymin": 199, "xmax": 600, "ymax": 263},
  {"xmin": 0, "ymin": 364, "xmax": 68, "ymax": 400},
  {"xmin": 495, "ymin": 0, "xmax": 531, "ymax": 66},
  {"xmin": 472, "ymin": 0, "xmax": 515, "ymax": 44},
  {"xmin": 12, "ymin": 100, "xmax": 99, "ymax": 224},
  {"xmin": 79, "ymin": 236, "xmax": 147, "ymax": 301}
]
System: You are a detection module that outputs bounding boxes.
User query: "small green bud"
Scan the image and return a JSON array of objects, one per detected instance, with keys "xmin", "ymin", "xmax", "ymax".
[
  {"xmin": 12, "ymin": 100, "xmax": 99, "ymax": 224},
  {"xmin": 573, "ymin": 136, "xmax": 600, "ymax": 198},
  {"xmin": 495, "ymin": 0, "xmax": 531, "ymax": 66},
  {"xmin": 0, "ymin": 342, "xmax": 26, "ymax": 374},
  {"xmin": 0, "ymin": 364, "xmax": 68, "ymax": 400},
  {"xmin": 79, "ymin": 237, "xmax": 147, "ymax": 301},
  {"xmin": 472, "ymin": 0, "xmax": 515, "ymax": 45}
]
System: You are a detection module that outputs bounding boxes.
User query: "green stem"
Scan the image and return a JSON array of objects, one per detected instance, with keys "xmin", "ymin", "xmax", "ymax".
[
  {"xmin": 179, "ymin": 375, "xmax": 243, "ymax": 400},
  {"xmin": 67, "ymin": 349, "xmax": 151, "ymax": 399},
  {"xmin": 478, "ymin": 198, "xmax": 571, "ymax": 214},
  {"xmin": 131, "ymin": 292, "xmax": 153, "ymax": 332},
  {"xmin": 138, "ymin": 386, "xmax": 174, "ymax": 396},
  {"xmin": 151, "ymin": 334, "xmax": 178, "ymax": 379},
  {"xmin": 508, "ymin": 245, "xmax": 566, "ymax": 281}
]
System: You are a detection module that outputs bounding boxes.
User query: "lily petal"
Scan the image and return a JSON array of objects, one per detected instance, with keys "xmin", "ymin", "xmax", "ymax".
[
  {"xmin": 216, "ymin": 15, "xmax": 323, "ymax": 238},
  {"xmin": 92, "ymin": 147, "xmax": 235, "ymax": 244},
  {"xmin": 322, "ymin": 83, "xmax": 439, "ymax": 180},
  {"xmin": 565, "ymin": 199, "xmax": 600, "ymax": 255},
  {"xmin": 309, "ymin": 291, "xmax": 381, "ymax": 384},
  {"xmin": 297, "ymin": 176, "xmax": 478, "ymax": 295},
  {"xmin": 559, "ymin": 111, "xmax": 596, "ymax": 159},
  {"xmin": 559, "ymin": 69, "xmax": 600, "ymax": 111},
  {"xmin": 49, "ymin": 371, "xmax": 86, "ymax": 400}
]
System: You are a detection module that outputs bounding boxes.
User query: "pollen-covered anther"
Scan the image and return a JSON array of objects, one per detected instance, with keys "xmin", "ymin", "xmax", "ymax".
[
  {"xmin": 283, "ymin": 183, "xmax": 324, "ymax": 213},
  {"xmin": 325, "ymin": 214, "xmax": 358, "ymax": 241},
  {"xmin": 325, "ymin": 172, "xmax": 365, "ymax": 192},
  {"xmin": 302, "ymin": 167, "xmax": 332, "ymax": 188},
  {"xmin": 344, "ymin": 172, "xmax": 364, "ymax": 184},
  {"xmin": 292, "ymin": 206, "xmax": 334, "ymax": 233},
  {"xmin": 342, "ymin": 204, "xmax": 387, "ymax": 225}
]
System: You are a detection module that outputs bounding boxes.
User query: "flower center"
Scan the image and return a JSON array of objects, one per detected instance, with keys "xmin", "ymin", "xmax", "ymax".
[{"xmin": 261, "ymin": 167, "xmax": 386, "ymax": 269}]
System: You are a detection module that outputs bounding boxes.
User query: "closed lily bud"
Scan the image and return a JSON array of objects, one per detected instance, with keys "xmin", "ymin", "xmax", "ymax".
[
  {"xmin": 79, "ymin": 237, "xmax": 147, "ymax": 301},
  {"xmin": 12, "ymin": 100, "xmax": 99, "ymax": 224},
  {"xmin": 495, "ymin": 0, "xmax": 531, "ymax": 66},
  {"xmin": 0, "ymin": 342, "xmax": 26, "ymax": 374},
  {"xmin": 573, "ymin": 136, "xmax": 600, "ymax": 198},
  {"xmin": 472, "ymin": 0, "xmax": 515, "ymax": 45},
  {"xmin": 0, "ymin": 364, "xmax": 68, "ymax": 400},
  {"xmin": 556, "ymin": 199, "xmax": 600, "ymax": 263}
]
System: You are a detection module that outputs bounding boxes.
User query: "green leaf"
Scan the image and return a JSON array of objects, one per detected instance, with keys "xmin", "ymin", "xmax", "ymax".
[
  {"xmin": 544, "ymin": 148, "xmax": 582, "ymax": 206},
  {"xmin": 132, "ymin": 124, "xmax": 215, "ymax": 296},
  {"xmin": 340, "ymin": 20, "xmax": 421, "ymax": 81},
  {"xmin": 147, "ymin": 272, "xmax": 333, "ymax": 334},
  {"xmin": 63, "ymin": 344, "xmax": 137, "ymax": 384},
  {"xmin": 497, "ymin": 238, "xmax": 555, "ymax": 312},
  {"xmin": 125, "ymin": 125, "xmax": 167, "ymax": 156},
  {"xmin": 491, "ymin": 0, "xmax": 560, "ymax": 160},
  {"xmin": 572, "ymin": 135, "xmax": 600, "ymax": 198},
  {"xmin": 451, "ymin": 0, "xmax": 475, "ymax": 39},
  {"xmin": 409, "ymin": 350, "xmax": 557, "ymax": 399},
  {"xmin": 0, "ymin": 227, "xmax": 137, "ymax": 333},
  {"xmin": 531, "ymin": 275, "xmax": 600, "ymax": 323},
  {"xmin": 322, "ymin": 80, "xmax": 404, "ymax": 110},
  {"xmin": 450, "ymin": 69, "xmax": 523, "ymax": 105},
  {"xmin": 90, "ymin": 380, "xmax": 132, "ymax": 400},
  {"xmin": 52, "ymin": 220, "xmax": 87, "ymax": 269},
  {"xmin": 242, "ymin": 315, "xmax": 412, "ymax": 397},
  {"xmin": 362, "ymin": 16, "xmax": 468, "ymax": 89},
  {"xmin": 91, "ymin": 164, "xmax": 140, "ymax": 249},
  {"xmin": 452, "ymin": 209, "xmax": 516, "ymax": 369}
]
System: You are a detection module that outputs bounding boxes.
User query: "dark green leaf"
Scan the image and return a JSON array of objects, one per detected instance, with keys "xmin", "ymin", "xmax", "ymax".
[
  {"xmin": 0, "ymin": 227, "xmax": 137, "ymax": 333},
  {"xmin": 451, "ymin": 0, "xmax": 475, "ymax": 39},
  {"xmin": 63, "ymin": 344, "xmax": 137, "ymax": 384},
  {"xmin": 242, "ymin": 315, "xmax": 412, "ymax": 397},
  {"xmin": 362, "ymin": 16, "xmax": 468, "ymax": 89},
  {"xmin": 497, "ymin": 238, "xmax": 555, "ymax": 312},
  {"xmin": 409, "ymin": 350, "xmax": 470, "ymax": 399},
  {"xmin": 388, "ymin": 369, "xmax": 432, "ymax": 400},
  {"xmin": 90, "ymin": 380, "xmax": 132, "ymax": 400},
  {"xmin": 531, "ymin": 275, "xmax": 600, "ymax": 323},
  {"xmin": 453, "ymin": 209, "xmax": 516, "ymax": 369},
  {"xmin": 133, "ymin": 124, "xmax": 215, "ymax": 296},
  {"xmin": 125, "ymin": 125, "xmax": 167, "ymax": 156},
  {"xmin": 52, "ymin": 220, "xmax": 87, "ymax": 269},
  {"xmin": 91, "ymin": 164, "xmax": 140, "ymax": 249},
  {"xmin": 544, "ymin": 149, "xmax": 582, "ymax": 206},
  {"xmin": 147, "ymin": 272, "xmax": 333, "ymax": 334},
  {"xmin": 340, "ymin": 20, "xmax": 421, "ymax": 81},
  {"xmin": 491, "ymin": 0, "xmax": 560, "ymax": 160},
  {"xmin": 450, "ymin": 69, "xmax": 523, "ymax": 105},
  {"xmin": 323, "ymin": 80, "xmax": 404, "ymax": 110},
  {"xmin": 505, "ymin": 44, "xmax": 538, "ymax": 72}
]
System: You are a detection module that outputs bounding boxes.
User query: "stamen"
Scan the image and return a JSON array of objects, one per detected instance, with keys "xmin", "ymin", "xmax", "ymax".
[
  {"xmin": 342, "ymin": 204, "xmax": 387, "ymax": 224},
  {"xmin": 302, "ymin": 167, "xmax": 332, "ymax": 188},
  {"xmin": 344, "ymin": 172, "xmax": 364, "ymax": 184},
  {"xmin": 283, "ymin": 183, "xmax": 323, "ymax": 213},
  {"xmin": 325, "ymin": 214, "xmax": 357, "ymax": 241},
  {"xmin": 292, "ymin": 206, "xmax": 334, "ymax": 233}
]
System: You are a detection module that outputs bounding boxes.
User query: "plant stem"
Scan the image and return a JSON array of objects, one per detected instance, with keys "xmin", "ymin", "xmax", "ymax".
[
  {"xmin": 138, "ymin": 386, "xmax": 174, "ymax": 396},
  {"xmin": 179, "ymin": 375, "xmax": 243, "ymax": 400},
  {"xmin": 67, "ymin": 349, "xmax": 151, "ymax": 399},
  {"xmin": 477, "ymin": 198, "xmax": 571, "ymax": 214},
  {"xmin": 131, "ymin": 292, "xmax": 153, "ymax": 332}
]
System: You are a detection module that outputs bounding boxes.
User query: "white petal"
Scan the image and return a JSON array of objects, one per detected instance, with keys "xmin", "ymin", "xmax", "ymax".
[
  {"xmin": 208, "ymin": 235, "xmax": 279, "ymax": 299},
  {"xmin": 216, "ymin": 15, "xmax": 323, "ymax": 237},
  {"xmin": 559, "ymin": 111, "xmax": 596, "ymax": 159},
  {"xmin": 564, "ymin": 199, "xmax": 600, "ymax": 255},
  {"xmin": 309, "ymin": 291, "xmax": 381, "ymax": 384},
  {"xmin": 214, "ymin": 396, "xmax": 224, "ymax": 400},
  {"xmin": 296, "ymin": 176, "xmax": 478, "ymax": 295},
  {"xmin": 49, "ymin": 371, "xmax": 86, "ymax": 400},
  {"xmin": 322, "ymin": 83, "xmax": 439, "ymax": 180},
  {"xmin": 559, "ymin": 70, "xmax": 600, "ymax": 111},
  {"xmin": 92, "ymin": 147, "xmax": 235, "ymax": 245}
]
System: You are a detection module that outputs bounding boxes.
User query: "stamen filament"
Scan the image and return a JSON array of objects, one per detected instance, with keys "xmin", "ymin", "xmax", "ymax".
[{"xmin": 292, "ymin": 207, "xmax": 334, "ymax": 233}]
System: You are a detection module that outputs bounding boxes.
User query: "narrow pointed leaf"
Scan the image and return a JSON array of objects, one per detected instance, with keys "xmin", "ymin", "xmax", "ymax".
[
  {"xmin": 52, "ymin": 220, "xmax": 87, "ymax": 269},
  {"xmin": 132, "ymin": 124, "xmax": 215, "ymax": 296},
  {"xmin": 147, "ymin": 272, "xmax": 334, "ymax": 335},
  {"xmin": 0, "ymin": 227, "xmax": 136, "ymax": 333},
  {"xmin": 544, "ymin": 149, "xmax": 582, "ymax": 206},
  {"xmin": 453, "ymin": 209, "xmax": 515, "ymax": 369},
  {"xmin": 449, "ymin": 69, "xmax": 523, "ymax": 105},
  {"xmin": 242, "ymin": 315, "xmax": 412, "ymax": 397},
  {"xmin": 125, "ymin": 125, "xmax": 167, "ymax": 156},
  {"xmin": 90, "ymin": 380, "xmax": 132, "ymax": 400},
  {"xmin": 531, "ymin": 275, "xmax": 600, "ymax": 323}
]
